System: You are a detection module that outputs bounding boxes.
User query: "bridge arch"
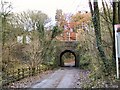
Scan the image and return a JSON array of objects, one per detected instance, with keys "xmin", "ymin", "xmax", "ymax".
[{"xmin": 60, "ymin": 50, "xmax": 77, "ymax": 67}]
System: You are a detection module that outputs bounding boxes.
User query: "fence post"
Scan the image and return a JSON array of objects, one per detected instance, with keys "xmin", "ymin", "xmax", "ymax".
[
  {"xmin": 32, "ymin": 67, "xmax": 35, "ymax": 76},
  {"xmin": 29, "ymin": 67, "xmax": 31, "ymax": 77},
  {"xmin": 38, "ymin": 66, "xmax": 40, "ymax": 73},
  {"xmin": 12, "ymin": 70, "xmax": 14, "ymax": 77},
  {"xmin": 37, "ymin": 66, "xmax": 39, "ymax": 74},
  {"xmin": 18, "ymin": 69, "xmax": 20, "ymax": 80},
  {"xmin": 6, "ymin": 71, "xmax": 9, "ymax": 83},
  {"xmin": 6, "ymin": 71, "xmax": 9, "ymax": 78},
  {"xmin": 11, "ymin": 70, "xmax": 15, "ymax": 83},
  {"xmin": 22, "ymin": 68, "xmax": 24, "ymax": 78}
]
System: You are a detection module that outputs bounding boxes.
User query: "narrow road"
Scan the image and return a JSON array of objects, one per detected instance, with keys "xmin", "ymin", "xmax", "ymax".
[
  {"xmin": 6, "ymin": 61, "xmax": 90, "ymax": 88},
  {"xmin": 31, "ymin": 67, "xmax": 90, "ymax": 88},
  {"xmin": 7, "ymin": 66, "xmax": 119, "ymax": 88}
]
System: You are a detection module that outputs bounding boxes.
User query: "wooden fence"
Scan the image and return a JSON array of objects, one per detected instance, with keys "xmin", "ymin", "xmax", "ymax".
[{"xmin": 2, "ymin": 65, "xmax": 52, "ymax": 86}]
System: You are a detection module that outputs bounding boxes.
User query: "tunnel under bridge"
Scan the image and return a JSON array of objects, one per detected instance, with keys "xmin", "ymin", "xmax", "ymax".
[{"xmin": 56, "ymin": 41, "xmax": 80, "ymax": 67}]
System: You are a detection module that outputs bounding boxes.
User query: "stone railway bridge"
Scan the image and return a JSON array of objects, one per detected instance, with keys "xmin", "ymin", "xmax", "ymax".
[{"xmin": 56, "ymin": 41, "xmax": 80, "ymax": 67}]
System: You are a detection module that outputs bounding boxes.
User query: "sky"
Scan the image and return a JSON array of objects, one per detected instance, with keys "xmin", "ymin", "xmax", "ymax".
[{"xmin": 2, "ymin": 0, "xmax": 111, "ymax": 23}]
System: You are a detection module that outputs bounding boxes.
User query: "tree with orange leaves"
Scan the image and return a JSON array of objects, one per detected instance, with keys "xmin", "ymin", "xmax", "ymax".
[{"xmin": 70, "ymin": 11, "xmax": 91, "ymax": 32}]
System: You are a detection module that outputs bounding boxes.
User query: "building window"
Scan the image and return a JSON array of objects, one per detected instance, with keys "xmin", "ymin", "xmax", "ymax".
[
  {"xmin": 26, "ymin": 36, "xmax": 31, "ymax": 43},
  {"xmin": 17, "ymin": 36, "xmax": 23, "ymax": 43}
]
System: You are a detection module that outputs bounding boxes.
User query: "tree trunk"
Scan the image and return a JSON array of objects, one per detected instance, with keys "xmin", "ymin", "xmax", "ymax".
[
  {"xmin": 118, "ymin": 1, "xmax": 120, "ymax": 23},
  {"xmin": 89, "ymin": 0, "xmax": 109, "ymax": 73},
  {"xmin": 102, "ymin": 0, "xmax": 113, "ymax": 39},
  {"xmin": 2, "ymin": 17, "xmax": 6, "ymax": 46},
  {"xmin": 112, "ymin": 2, "xmax": 118, "ymax": 62}
]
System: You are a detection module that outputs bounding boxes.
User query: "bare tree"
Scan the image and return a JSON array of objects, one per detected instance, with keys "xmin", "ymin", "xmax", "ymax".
[{"xmin": 1, "ymin": 1, "xmax": 12, "ymax": 46}]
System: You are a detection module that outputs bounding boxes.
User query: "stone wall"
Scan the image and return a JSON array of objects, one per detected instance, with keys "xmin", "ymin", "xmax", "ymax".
[{"xmin": 56, "ymin": 41, "xmax": 80, "ymax": 67}]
